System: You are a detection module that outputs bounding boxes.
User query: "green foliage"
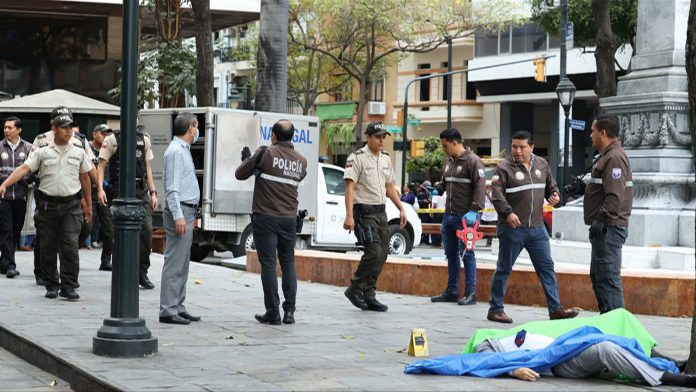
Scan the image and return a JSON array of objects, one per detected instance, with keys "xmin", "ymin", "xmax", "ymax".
[
  {"xmin": 406, "ymin": 136, "xmax": 446, "ymax": 176},
  {"xmin": 529, "ymin": 0, "xmax": 637, "ymax": 49},
  {"xmin": 156, "ymin": 39, "xmax": 197, "ymax": 107},
  {"xmin": 324, "ymin": 122, "xmax": 356, "ymax": 152},
  {"xmin": 108, "ymin": 53, "xmax": 159, "ymax": 109}
]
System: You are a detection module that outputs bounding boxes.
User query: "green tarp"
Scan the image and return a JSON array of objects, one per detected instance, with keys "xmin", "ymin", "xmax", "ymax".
[
  {"xmin": 462, "ymin": 308, "xmax": 657, "ymax": 356},
  {"xmin": 316, "ymin": 102, "xmax": 356, "ymax": 121}
]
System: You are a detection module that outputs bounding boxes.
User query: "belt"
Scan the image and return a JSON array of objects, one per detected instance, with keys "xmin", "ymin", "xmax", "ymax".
[
  {"xmin": 37, "ymin": 190, "xmax": 82, "ymax": 203},
  {"xmin": 354, "ymin": 204, "xmax": 385, "ymax": 215},
  {"xmin": 181, "ymin": 202, "xmax": 198, "ymax": 208}
]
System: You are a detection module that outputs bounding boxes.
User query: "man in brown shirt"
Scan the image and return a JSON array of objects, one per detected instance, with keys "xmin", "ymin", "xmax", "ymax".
[
  {"xmin": 236, "ymin": 120, "xmax": 307, "ymax": 325},
  {"xmin": 583, "ymin": 115, "xmax": 633, "ymax": 313},
  {"xmin": 488, "ymin": 131, "xmax": 578, "ymax": 323}
]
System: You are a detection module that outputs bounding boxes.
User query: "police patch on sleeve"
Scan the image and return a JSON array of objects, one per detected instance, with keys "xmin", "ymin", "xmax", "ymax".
[
  {"xmin": 478, "ymin": 168, "xmax": 485, "ymax": 177},
  {"xmin": 612, "ymin": 168, "xmax": 622, "ymax": 179}
]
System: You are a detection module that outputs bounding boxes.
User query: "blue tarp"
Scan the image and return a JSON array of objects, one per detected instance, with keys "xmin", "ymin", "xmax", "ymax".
[{"xmin": 404, "ymin": 326, "xmax": 679, "ymax": 378}]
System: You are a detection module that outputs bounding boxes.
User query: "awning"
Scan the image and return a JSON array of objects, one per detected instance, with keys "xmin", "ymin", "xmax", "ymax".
[{"xmin": 316, "ymin": 102, "xmax": 356, "ymax": 121}]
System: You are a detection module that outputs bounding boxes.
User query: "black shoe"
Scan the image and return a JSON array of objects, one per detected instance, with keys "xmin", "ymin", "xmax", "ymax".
[
  {"xmin": 365, "ymin": 298, "xmax": 388, "ymax": 312},
  {"xmin": 59, "ymin": 287, "xmax": 80, "ymax": 301},
  {"xmin": 178, "ymin": 311, "xmax": 201, "ymax": 322},
  {"xmin": 458, "ymin": 292, "xmax": 477, "ymax": 306},
  {"xmin": 36, "ymin": 276, "xmax": 46, "ymax": 286},
  {"xmin": 45, "ymin": 288, "xmax": 58, "ymax": 299},
  {"xmin": 5, "ymin": 268, "xmax": 19, "ymax": 278},
  {"xmin": 282, "ymin": 310, "xmax": 295, "ymax": 324},
  {"xmin": 139, "ymin": 273, "xmax": 155, "ymax": 289},
  {"xmin": 431, "ymin": 291, "xmax": 458, "ymax": 303},
  {"xmin": 99, "ymin": 262, "xmax": 112, "ymax": 271},
  {"xmin": 344, "ymin": 286, "xmax": 368, "ymax": 310},
  {"xmin": 159, "ymin": 314, "xmax": 190, "ymax": 325},
  {"xmin": 255, "ymin": 312, "xmax": 281, "ymax": 325}
]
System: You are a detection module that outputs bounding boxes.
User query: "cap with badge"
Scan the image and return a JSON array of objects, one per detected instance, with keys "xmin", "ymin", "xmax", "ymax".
[
  {"xmin": 93, "ymin": 124, "xmax": 112, "ymax": 133},
  {"xmin": 53, "ymin": 114, "xmax": 74, "ymax": 128},
  {"xmin": 365, "ymin": 122, "xmax": 390, "ymax": 136},
  {"xmin": 51, "ymin": 106, "xmax": 72, "ymax": 120}
]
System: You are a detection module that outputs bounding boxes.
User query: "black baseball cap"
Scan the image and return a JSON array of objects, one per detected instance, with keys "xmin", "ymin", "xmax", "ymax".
[
  {"xmin": 51, "ymin": 106, "xmax": 72, "ymax": 120},
  {"xmin": 53, "ymin": 114, "xmax": 73, "ymax": 128},
  {"xmin": 93, "ymin": 124, "xmax": 112, "ymax": 133},
  {"xmin": 365, "ymin": 122, "xmax": 390, "ymax": 136}
]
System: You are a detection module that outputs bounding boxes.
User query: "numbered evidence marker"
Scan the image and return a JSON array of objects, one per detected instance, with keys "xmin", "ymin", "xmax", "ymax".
[{"xmin": 408, "ymin": 328, "xmax": 429, "ymax": 357}]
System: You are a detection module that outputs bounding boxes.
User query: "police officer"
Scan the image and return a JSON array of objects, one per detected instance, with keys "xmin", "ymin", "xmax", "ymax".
[
  {"xmin": 0, "ymin": 117, "xmax": 33, "ymax": 278},
  {"xmin": 97, "ymin": 125, "xmax": 158, "ymax": 289},
  {"xmin": 488, "ymin": 130, "xmax": 578, "ymax": 323},
  {"xmin": 235, "ymin": 120, "xmax": 308, "ymax": 325},
  {"xmin": 343, "ymin": 122, "xmax": 407, "ymax": 312},
  {"xmin": 430, "ymin": 128, "xmax": 486, "ymax": 305},
  {"xmin": 90, "ymin": 124, "xmax": 113, "ymax": 271},
  {"xmin": 32, "ymin": 107, "xmax": 97, "ymax": 286},
  {"xmin": 0, "ymin": 113, "xmax": 93, "ymax": 300},
  {"xmin": 584, "ymin": 115, "xmax": 633, "ymax": 314}
]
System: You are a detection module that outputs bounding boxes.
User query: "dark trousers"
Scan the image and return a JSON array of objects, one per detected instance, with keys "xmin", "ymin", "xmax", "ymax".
[
  {"xmin": 590, "ymin": 225, "xmax": 627, "ymax": 313},
  {"xmin": 92, "ymin": 189, "xmax": 113, "ymax": 264},
  {"xmin": 34, "ymin": 198, "xmax": 83, "ymax": 290},
  {"xmin": 351, "ymin": 211, "xmax": 389, "ymax": 300},
  {"xmin": 252, "ymin": 213, "xmax": 297, "ymax": 315},
  {"xmin": 489, "ymin": 225, "xmax": 562, "ymax": 313},
  {"xmin": 440, "ymin": 213, "xmax": 476, "ymax": 295},
  {"xmin": 0, "ymin": 199, "xmax": 27, "ymax": 272},
  {"xmin": 110, "ymin": 186, "xmax": 152, "ymax": 274}
]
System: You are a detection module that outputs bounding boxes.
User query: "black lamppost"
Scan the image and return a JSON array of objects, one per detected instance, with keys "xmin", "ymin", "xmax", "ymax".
[
  {"xmin": 93, "ymin": 0, "xmax": 157, "ymax": 357},
  {"xmin": 445, "ymin": 35, "xmax": 452, "ymax": 129},
  {"xmin": 556, "ymin": 77, "xmax": 576, "ymax": 205}
]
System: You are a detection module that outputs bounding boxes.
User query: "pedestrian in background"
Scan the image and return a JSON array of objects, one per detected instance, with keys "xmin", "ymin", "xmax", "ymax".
[
  {"xmin": 159, "ymin": 112, "xmax": 201, "ymax": 325},
  {"xmin": 236, "ymin": 120, "xmax": 307, "ymax": 325},
  {"xmin": 0, "ymin": 113, "xmax": 92, "ymax": 300},
  {"xmin": 343, "ymin": 122, "xmax": 407, "ymax": 312},
  {"xmin": 584, "ymin": 115, "xmax": 633, "ymax": 314},
  {"xmin": 488, "ymin": 130, "xmax": 578, "ymax": 323},
  {"xmin": 97, "ymin": 123, "xmax": 158, "ymax": 288},
  {"xmin": 430, "ymin": 128, "xmax": 485, "ymax": 306},
  {"xmin": 89, "ymin": 124, "xmax": 113, "ymax": 271},
  {"xmin": 0, "ymin": 117, "xmax": 33, "ymax": 278}
]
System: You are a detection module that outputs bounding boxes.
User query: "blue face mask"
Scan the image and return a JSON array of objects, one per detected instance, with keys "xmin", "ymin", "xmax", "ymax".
[{"xmin": 193, "ymin": 128, "xmax": 200, "ymax": 143}]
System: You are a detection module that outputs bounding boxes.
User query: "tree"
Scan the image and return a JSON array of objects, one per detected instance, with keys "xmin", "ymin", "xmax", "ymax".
[
  {"xmin": 190, "ymin": 0, "xmax": 215, "ymax": 106},
  {"xmin": 290, "ymin": 0, "xmax": 520, "ymax": 135},
  {"xmin": 685, "ymin": 0, "xmax": 696, "ymax": 375},
  {"xmin": 406, "ymin": 136, "xmax": 446, "ymax": 182},
  {"xmin": 530, "ymin": 0, "xmax": 638, "ymax": 97},
  {"xmin": 256, "ymin": 0, "xmax": 289, "ymax": 112}
]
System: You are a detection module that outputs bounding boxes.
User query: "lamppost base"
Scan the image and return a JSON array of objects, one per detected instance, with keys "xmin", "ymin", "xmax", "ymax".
[{"xmin": 93, "ymin": 318, "xmax": 158, "ymax": 357}]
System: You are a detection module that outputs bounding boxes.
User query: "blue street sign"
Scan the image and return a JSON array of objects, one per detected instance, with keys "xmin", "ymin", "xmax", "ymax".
[
  {"xmin": 566, "ymin": 22, "xmax": 574, "ymax": 49},
  {"xmin": 569, "ymin": 119, "xmax": 585, "ymax": 130}
]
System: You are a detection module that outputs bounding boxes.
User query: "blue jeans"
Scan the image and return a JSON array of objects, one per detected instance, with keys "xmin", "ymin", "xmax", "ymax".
[
  {"xmin": 441, "ymin": 214, "xmax": 476, "ymax": 296},
  {"xmin": 489, "ymin": 225, "xmax": 561, "ymax": 313},
  {"xmin": 589, "ymin": 225, "xmax": 627, "ymax": 313}
]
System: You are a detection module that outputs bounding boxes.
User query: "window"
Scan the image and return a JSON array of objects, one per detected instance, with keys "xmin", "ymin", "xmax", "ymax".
[
  {"xmin": 323, "ymin": 167, "xmax": 346, "ymax": 195},
  {"xmin": 499, "ymin": 26, "xmax": 511, "ymax": 54},
  {"xmin": 475, "ymin": 22, "xmax": 556, "ymax": 57},
  {"xmin": 441, "ymin": 62, "xmax": 449, "ymax": 100},
  {"xmin": 418, "ymin": 64, "xmax": 430, "ymax": 110},
  {"xmin": 475, "ymin": 27, "xmax": 499, "ymax": 57},
  {"xmin": 370, "ymin": 78, "xmax": 384, "ymax": 102}
]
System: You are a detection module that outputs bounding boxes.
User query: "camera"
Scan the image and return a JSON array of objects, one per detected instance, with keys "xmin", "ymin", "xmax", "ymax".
[{"xmin": 564, "ymin": 177, "xmax": 586, "ymax": 197}]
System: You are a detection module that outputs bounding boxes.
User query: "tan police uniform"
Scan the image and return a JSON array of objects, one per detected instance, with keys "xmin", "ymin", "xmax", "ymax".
[
  {"xmin": 24, "ymin": 142, "xmax": 92, "ymax": 291},
  {"xmin": 343, "ymin": 144, "xmax": 395, "ymax": 302}
]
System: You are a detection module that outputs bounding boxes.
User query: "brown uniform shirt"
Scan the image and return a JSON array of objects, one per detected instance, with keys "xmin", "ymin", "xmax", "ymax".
[
  {"xmin": 235, "ymin": 141, "xmax": 308, "ymax": 218},
  {"xmin": 442, "ymin": 151, "xmax": 486, "ymax": 215},
  {"xmin": 583, "ymin": 141, "xmax": 633, "ymax": 226},
  {"xmin": 491, "ymin": 155, "xmax": 558, "ymax": 228}
]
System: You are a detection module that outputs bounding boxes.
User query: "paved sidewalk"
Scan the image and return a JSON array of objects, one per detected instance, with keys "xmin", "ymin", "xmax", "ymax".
[
  {"xmin": 0, "ymin": 346, "xmax": 70, "ymax": 391},
  {"xmin": 0, "ymin": 249, "xmax": 691, "ymax": 391}
]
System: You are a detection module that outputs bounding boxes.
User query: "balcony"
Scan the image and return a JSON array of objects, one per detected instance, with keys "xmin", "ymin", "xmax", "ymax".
[
  {"xmin": 393, "ymin": 99, "xmax": 483, "ymax": 123},
  {"xmin": 214, "ymin": 45, "xmax": 252, "ymax": 64}
]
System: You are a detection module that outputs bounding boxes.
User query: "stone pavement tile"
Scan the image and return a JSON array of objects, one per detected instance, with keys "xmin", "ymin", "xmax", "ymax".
[{"xmin": 274, "ymin": 378, "xmax": 350, "ymax": 391}]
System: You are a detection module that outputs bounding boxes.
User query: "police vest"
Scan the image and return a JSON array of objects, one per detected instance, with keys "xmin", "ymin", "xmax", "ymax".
[{"xmin": 109, "ymin": 130, "xmax": 147, "ymax": 183}]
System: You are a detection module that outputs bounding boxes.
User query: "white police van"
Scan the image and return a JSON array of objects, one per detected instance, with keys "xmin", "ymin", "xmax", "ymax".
[{"xmin": 140, "ymin": 108, "xmax": 421, "ymax": 261}]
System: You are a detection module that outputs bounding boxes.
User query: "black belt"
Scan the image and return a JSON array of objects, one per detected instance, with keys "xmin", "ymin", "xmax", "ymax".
[
  {"xmin": 354, "ymin": 204, "xmax": 385, "ymax": 215},
  {"xmin": 181, "ymin": 202, "xmax": 197, "ymax": 208},
  {"xmin": 37, "ymin": 190, "xmax": 82, "ymax": 203}
]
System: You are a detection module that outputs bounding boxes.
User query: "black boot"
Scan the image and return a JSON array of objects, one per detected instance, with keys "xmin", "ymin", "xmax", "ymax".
[{"xmin": 139, "ymin": 273, "xmax": 155, "ymax": 289}]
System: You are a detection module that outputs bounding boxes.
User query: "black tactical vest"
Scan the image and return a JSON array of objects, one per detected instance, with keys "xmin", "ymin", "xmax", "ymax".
[{"xmin": 109, "ymin": 130, "xmax": 147, "ymax": 184}]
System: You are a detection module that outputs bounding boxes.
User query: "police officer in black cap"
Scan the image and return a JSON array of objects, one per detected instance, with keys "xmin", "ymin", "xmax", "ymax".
[
  {"xmin": 343, "ymin": 122, "xmax": 407, "ymax": 312},
  {"xmin": 89, "ymin": 124, "xmax": 113, "ymax": 271}
]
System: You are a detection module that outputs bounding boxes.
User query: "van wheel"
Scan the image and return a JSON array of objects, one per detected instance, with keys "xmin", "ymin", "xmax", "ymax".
[
  {"xmin": 232, "ymin": 225, "xmax": 255, "ymax": 258},
  {"xmin": 190, "ymin": 244, "xmax": 210, "ymax": 262},
  {"xmin": 388, "ymin": 224, "xmax": 412, "ymax": 256}
]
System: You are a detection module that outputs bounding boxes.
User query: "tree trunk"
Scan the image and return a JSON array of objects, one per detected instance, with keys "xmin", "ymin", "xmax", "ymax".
[
  {"xmin": 592, "ymin": 0, "xmax": 618, "ymax": 97},
  {"xmin": 685, "ymin": 0, "xmax": 696, "ymax": 376},
  {"xmin": 355, "ymin": 76, "xmax": 369, "ymax": 141},
  {"xmin": 256, "ymin": 0, "xmax": 289, "ymax": 113},
  {"xmin": 190, "ymin": 0, "xmax": 214, "ymax": 106}
]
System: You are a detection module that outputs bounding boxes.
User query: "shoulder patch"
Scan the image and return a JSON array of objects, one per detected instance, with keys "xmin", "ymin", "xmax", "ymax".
[
  {"xmin": 491, "ymin": 175, "xmax": 500, "ymax": 185},
  {"xmin": 36, "ymin": 134, "xmax": 46, "ymax": 139},
  {"xmin": 380, "ymin": 151, "xmax": 389, "ymax": 156},
  {"xmin": 612, "ymin": 168, "xmax": 622, "ymax": 179},
  {"xmin": 353, "ymin": 149, "xmax": 365, "ymax": 155},
  {"xmin": 345, "ymin": 162, "xmax": 353, "ymax": 168}
]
